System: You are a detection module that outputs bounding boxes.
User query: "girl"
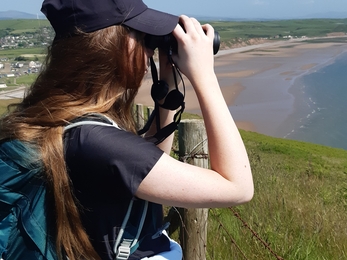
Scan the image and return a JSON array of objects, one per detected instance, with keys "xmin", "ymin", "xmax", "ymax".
[{"xmin": 0, "ymin": 0, "xmax": 254, "ymax": 259}]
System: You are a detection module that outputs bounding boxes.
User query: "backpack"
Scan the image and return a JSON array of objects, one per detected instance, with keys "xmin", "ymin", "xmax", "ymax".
[
  {"xmin": 0, "ymin": 117, "xmax": 143, "ymax": 260},
  {"xmin": 0, "ymin": 140, "xmax": 58, "ymax": 259},
  {"xmin": 0, "ymin": 114, "xmax": 180, "ymax": 260}
]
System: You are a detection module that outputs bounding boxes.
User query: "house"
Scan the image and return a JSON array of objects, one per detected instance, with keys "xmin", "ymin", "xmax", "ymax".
[
  {"xmin": 29, "ymin": 61, "xmax": 37, "ymax": 68},
  {"xmin": 14, "ymin": 63, "xmax": 24, "ymax": 68}
]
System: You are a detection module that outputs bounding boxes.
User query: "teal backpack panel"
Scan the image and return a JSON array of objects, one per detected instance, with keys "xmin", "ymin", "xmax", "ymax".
[{"xmin": 0, "ymin": 140, "xmax": 57, "ymax": 259}]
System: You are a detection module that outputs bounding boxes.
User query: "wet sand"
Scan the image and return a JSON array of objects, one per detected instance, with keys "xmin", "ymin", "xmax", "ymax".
[{"xmin": 136, "ymin": 36, "xmax": 347, "ymax": 136}]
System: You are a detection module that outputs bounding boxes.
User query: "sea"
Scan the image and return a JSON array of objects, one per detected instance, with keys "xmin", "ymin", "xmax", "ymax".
[{"xmin": 279, "ymin": 52, "xmax": 347, "ymax": 150}]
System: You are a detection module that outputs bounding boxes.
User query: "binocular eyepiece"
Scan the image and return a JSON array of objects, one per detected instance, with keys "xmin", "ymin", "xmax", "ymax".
[{"xmin": 145, "ymin": 29, "xmax": 220, "ymax": 55}]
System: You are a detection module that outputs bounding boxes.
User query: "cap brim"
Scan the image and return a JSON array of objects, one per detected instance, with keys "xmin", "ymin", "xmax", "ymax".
[{"xmin": 123, "ymin": 8, "xmax": 179, "ymax": 36}]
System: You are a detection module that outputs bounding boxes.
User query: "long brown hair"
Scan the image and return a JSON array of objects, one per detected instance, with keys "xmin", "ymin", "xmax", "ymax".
[{"xmin": 0, "ymin": 25, "xmax": 146, "ymax": 259}]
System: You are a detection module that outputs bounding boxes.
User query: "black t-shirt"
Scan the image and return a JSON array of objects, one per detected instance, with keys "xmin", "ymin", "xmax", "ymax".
[{"xmin": 64, "ymin": 118, "xmax": 170, "ymax": 259}]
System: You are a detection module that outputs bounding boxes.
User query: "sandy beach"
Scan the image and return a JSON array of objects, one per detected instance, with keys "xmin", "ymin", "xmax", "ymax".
[
  {"xmin": 2, "ymin": 36, "xmax": 346, "ymax": 138},
  {"xmin": 136, "ymin": 36, "xmax": 347, "ymax": 137}
]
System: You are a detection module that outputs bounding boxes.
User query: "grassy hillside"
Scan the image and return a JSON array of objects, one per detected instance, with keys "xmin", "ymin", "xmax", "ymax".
[
  {"xmin": 0, "ymin": 19, "xmax": 52, "ymax": 58},
  {"xmin": 203, "ymin": 18, "xmax": 347, "ymax": 46},
  {"xmin": 207, "ymin": 130, "xmax": 347, "ymax": 259},
  {"xmin": 0, "ymin": 19, "xmax": 51, "ymax": 34}
]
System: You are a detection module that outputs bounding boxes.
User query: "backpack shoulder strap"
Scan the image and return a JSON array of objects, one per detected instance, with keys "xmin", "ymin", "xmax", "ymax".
[
  {"xmin": 114, "ymin": 200, "xmax": 148, "ymax": 260},
  {"xmin": 63, "ymin": 114, "xmax": 147, "ymax": 260},
  {"xmin": 64, "ymin": 114, "xmax": 120, "ymax": 132}
]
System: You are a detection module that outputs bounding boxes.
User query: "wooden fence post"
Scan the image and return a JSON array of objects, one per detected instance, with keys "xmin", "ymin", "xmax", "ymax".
[
  {"xmin": 178, "ymin": 119, "xmax": 209, "ymax": 260},
  {"xmin": 147, "ymin": 106, "xmax": 154, "ymax": 119},
  {"xmin": 135, "ymin": 104, "xmax": 144, "ymax": 130}
]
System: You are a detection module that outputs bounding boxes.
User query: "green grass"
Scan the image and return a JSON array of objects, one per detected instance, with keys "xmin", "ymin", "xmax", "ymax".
[
  {"xmin": 304, "ymin": 37, "xmax": 347, "ymax": 44},
  {"xmin": 0, "ymin": 19, "xmax": 50, "ymax": 32},
  {"xmin": 0, "ymin": 99, "xmax": 21, "ymax": 115},
  {"xmin": 15, "ymin": 74, "xmax": 38, "ymax": 85},
  {"xmin": 0, "ymin": 74, "xmax": 37, "ymax": 87},
  {"xmin": 207, "ymin": 131, "xmax": 347, "ymax": 259},
  {"xmin": 204, "ymin": 18, "xmax": 347, "ymax": 43},
  {"xmin": 0, "ymin": 47, "xmax": 47, "ymax": 59}
]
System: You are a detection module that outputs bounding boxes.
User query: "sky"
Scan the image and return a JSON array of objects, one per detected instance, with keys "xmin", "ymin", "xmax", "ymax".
[{"xmin": 1, "ymin": 0, "xmax": 347, "ymax": 19}]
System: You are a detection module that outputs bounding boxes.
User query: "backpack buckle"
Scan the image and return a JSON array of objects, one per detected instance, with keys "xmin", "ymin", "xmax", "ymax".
[{"xmin": 115, "ymin": 239, "xmax": 132, "ymax": 260}]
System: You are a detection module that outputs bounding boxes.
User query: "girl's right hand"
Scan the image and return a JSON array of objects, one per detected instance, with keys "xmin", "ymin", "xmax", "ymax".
[{"xmin": 171, "ymin": 15, "xmax": 216, "ymax": 88}]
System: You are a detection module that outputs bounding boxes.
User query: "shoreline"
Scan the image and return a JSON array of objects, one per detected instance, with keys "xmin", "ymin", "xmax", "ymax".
[
  {"xmin": 273, "ymin": 48, "xmax": 347, "ymax": 139},
  {"xmin": 2, "ymin": 37, "xmax": 346, "ymax": 139},
  {"xmin": 136, "ymin": 37, "xmax": 347, "ymax": 136},
  {"xmin": 217, "ymin": 39, "xmax": 347, "ymax": 137}
]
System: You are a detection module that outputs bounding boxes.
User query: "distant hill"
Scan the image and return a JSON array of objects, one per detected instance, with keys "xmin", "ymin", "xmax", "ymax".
[
  {"xmin": 0, "ymin": 10, "xmax": 46, "ymax": 20},
  {"xmin": 194, "ymin": 12, "xmax": 347, "ymax": 21},
  {"xmin": 304, "ymin": 11, "xmax": 347, "ymax": 19}
]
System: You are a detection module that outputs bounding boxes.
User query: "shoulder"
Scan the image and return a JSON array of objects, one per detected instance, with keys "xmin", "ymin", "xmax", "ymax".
[
  {"xmin": 65, "ymin": 122, "xmax": 164, "ymax": 165},
  {"xmin": 65, "ymin": 123, "xmax": 152, "ymax": 150},
  {"xmin": 64, "ymin": 119, "xmax": 164, "ymax": 197}
]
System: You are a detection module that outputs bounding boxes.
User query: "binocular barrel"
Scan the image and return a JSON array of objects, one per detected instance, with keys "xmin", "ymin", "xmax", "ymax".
[{"xmin": 145, "ymin": 30, "xmax": 220, "ymax": 55}]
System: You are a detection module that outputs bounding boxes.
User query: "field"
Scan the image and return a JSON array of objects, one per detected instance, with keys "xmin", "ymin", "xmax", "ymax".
[
  {"xmin": 0, "ymin": 74, "xmax": 38, "ymax": 87},
  {"xmin": 0, "ymin": 99, "xmax": 21, "ymax": 115},
  {"xmin": 0, "ymin": 47, "xmax": 46, "ymax": 60},
  {"xmin": 0, "ymin": 19, "xmax": 51, "ymax": 34},
  {"xmin": 203, "ymin": 18, "xmax": 347, "ymax": 46}
]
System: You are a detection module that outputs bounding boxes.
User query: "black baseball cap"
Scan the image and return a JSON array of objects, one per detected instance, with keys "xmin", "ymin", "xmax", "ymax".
[{"xmin": 41, "ymin": 0, "xmax": 179, "ymax": 37}]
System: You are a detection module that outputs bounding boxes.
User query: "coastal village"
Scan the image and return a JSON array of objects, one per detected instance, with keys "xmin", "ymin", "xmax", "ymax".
[{"xmin": 0, "ymin": 25, "xmax": 54, "ymax": 88}]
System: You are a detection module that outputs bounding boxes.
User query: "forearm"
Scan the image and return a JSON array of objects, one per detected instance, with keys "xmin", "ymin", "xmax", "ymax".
[{"xmin": 191, "ymin": 74, "xmax": 253, "ymax": 189}]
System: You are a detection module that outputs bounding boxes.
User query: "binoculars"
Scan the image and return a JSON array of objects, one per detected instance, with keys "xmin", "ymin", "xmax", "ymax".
[{"xmin": 145, "ymin": 29, "xmax": 220, "ymax": 55}]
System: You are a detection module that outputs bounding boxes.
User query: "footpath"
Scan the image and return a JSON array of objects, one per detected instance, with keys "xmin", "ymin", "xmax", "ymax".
[{"xmin": 0, "ymin": 86, "xmax": 26, "ymax": 100}]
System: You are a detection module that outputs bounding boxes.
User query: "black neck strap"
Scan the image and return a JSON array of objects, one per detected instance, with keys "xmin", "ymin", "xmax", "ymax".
[{"xmin": 137, "ymin": 56, "xmax": 185, "ymax": 145}]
